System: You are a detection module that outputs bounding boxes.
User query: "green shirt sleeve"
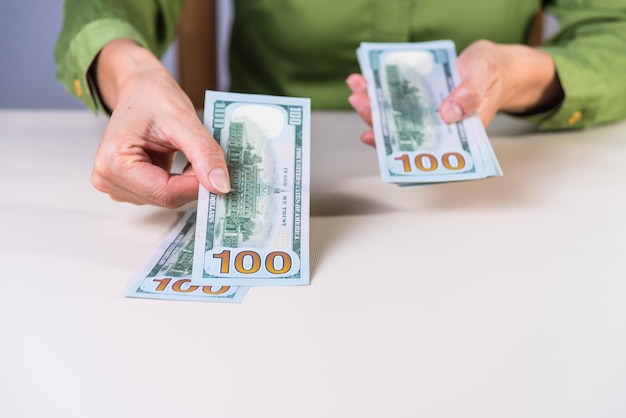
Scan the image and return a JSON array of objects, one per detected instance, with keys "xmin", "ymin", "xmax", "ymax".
[
  {"xmin": 534, "ymin": 0, "xmax": 626, "ymax": 130},
  {"xmin": 54, "ymin": 0, "xmax": 185, "ymax": 114}
]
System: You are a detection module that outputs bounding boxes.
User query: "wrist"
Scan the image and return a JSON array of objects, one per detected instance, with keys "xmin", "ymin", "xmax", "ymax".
[
  {"xmin": 499, "ymin": 44, "xmax": 564, "ymax": 115},
  {"xmin": 95, "ymin": 38, "xmax": 167, "ymax": 110}
]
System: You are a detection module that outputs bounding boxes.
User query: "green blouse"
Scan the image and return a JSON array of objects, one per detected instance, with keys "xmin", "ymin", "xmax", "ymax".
[{"xmin": 55, "ymin": 0, "xmax": 626, "ymax": 130}]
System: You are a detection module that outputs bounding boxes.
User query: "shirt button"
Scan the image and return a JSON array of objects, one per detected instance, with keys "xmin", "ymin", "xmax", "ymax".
[
  {"xmin": 567, "ymin": 110, "xmax": 583, "ymax": 126},
  {"xmin": 73, "ymin": 79, "xmax": 83, "ymax": 97}
]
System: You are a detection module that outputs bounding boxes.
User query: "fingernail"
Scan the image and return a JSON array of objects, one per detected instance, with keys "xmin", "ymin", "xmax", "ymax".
[
  {"xmin": 441, "ymin": 103, "xmax": 463, "ymax": 123},
  {"xmin": 208, "ymin": 168, "xmax": 231, "ymax": 193}
]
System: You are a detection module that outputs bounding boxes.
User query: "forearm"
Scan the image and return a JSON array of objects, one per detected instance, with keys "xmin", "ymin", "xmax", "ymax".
[
  {"xmin": 55, "ymin": 0, "xmax": 185, "ymax": 113},
  {"xmin": 530, "ymin": 0, "xmax": 626, "ymax": 129}
]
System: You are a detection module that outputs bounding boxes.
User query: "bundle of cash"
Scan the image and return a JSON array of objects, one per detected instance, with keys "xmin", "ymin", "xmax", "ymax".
[
  {"xmin": 126, "ymin": 91, "xmax": 311, "ymax": 303},
  {"xmin": 357, "ymin": 40, "xmax": 502, "ymax": 185}
]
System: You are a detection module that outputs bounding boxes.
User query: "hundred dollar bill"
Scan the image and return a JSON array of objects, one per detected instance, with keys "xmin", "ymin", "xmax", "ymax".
[
  {"xmin": 125, "ymin": 209, "xmax": 248, "ymax": 303},
  {"xmin": 357, "ymin": 40, "xmax": 502, "ymax": 185},
  {"xmin": 193, "ymin": 91, "xmax": 310, "ymax": 286}
]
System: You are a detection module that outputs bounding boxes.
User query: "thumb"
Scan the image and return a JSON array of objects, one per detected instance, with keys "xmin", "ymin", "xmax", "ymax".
[
  {"xmin": 439, "ymin": 83, "xmax": 484, "ymax": 124},
  {"xmin": 170, "ymin": 114, "xmax": 231, "ymax": 195}
]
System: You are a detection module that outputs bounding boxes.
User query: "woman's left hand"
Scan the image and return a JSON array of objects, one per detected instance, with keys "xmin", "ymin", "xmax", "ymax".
[{"xmin": 347, "ymin": 40, "xmax": 564, "ymax": 147}]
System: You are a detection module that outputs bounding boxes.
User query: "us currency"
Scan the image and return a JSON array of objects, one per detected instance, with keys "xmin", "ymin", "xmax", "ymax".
[
  {"xmin": 193, "ymin": 91, "xmax": 310, "ymax": 286},
  {"xmin": 125, "ymin": 209, "xmax": 248, "ymax": 303},
  {"xmin": 357, "ymin": 40, "xmax": 502, "ymax": 185}
]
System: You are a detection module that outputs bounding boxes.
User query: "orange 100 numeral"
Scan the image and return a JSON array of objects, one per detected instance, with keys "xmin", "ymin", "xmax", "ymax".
[
  {"xmin": 152, "ymin": 278, "xmax": 230, "ymax": 294},
  {"xmin": 212, "ymin": 250, "xmax": 292, "ymax": 275},
  {"xmin": 394, "ymin": 152, "xmax": 466, "ymax": 173}
]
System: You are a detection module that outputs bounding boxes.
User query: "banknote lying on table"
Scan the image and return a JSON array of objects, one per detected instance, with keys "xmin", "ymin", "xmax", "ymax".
[
  {"xmin": 126, "ymin": 91, "xmax": 311, "ymax": 302},
  {"xmin": 125, "ymin": 209, "xmax": 248, "ymax": 303},
  {"xmin": 357, "ymin": 40, "xmax": 502, "ymax": 186}
]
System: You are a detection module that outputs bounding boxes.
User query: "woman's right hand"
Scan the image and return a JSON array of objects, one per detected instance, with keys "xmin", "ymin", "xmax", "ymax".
[{"xmin": 91, "ymin": 39, "xmax": 230, "ymax": 208}]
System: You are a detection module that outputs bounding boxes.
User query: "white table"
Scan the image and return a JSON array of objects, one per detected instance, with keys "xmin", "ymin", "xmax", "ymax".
[{"xmin": 1, "ymin": 110, "xmax": 626, "ymax": 418}]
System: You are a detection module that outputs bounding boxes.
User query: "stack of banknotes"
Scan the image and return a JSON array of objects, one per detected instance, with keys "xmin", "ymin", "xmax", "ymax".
[
  {"xmin": 125, "ymin": 40, "xmax": 503, "ymax": 303},
  {"xmin": 357, "ymin": 40, "xmax": 502, "ymax": 185},
  {"xmin": 125, "ymin": 91, "xmax": 311, "ymax": 303}
]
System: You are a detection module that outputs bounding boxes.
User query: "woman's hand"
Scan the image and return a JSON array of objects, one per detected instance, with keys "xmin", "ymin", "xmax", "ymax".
[
  {"xmin": 347, "ymin": 40, "xmax": 564, "ymax": 147},
  {"xmin": 91, "ymin": 39, "xmax": 230, "ymax": 208},
  {"xmin": 439, "ymin": 40, "xmax": 563, "ymax": 126}
]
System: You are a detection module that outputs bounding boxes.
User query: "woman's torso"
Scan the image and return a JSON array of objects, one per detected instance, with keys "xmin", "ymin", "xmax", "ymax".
[{"xmin": 229, "ymin": 0, "xmax": 542, "ymax": 108}]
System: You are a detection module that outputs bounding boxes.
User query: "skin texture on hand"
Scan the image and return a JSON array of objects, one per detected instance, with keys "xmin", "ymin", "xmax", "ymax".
[
  {"xmin": 347, "ymin": 40, "xmax": 564, "ymax": 147},
  {"xmin": 91, "ymin": 39, "xmax": 230, "ymax": 208}
]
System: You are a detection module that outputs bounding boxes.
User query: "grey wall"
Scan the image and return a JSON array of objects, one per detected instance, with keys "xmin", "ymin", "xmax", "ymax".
[{"xmin": 0, "ymin": 0, "xmax": 178, "ymax": 109}]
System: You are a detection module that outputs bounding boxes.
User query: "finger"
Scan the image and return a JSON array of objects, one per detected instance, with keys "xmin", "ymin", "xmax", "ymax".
[
  {"xmin": 346, "ymin": 74, "xmax": 373, "ymax": 126},
  {"xmin": 440, "ymin": 81, "xmax": 485, "ymax": 124},
  {"xmin": 93, "ymin": 161, "xmax": 200, "ymax": 208},
  {"xmin": 360, "ymin": 130, "xmax": 376, "ymax": 148},
  {"xmin": 154, "ymin": 176, "xmax": 200, "ymax": 208},
  {"xmin": 91, "ymin": 138, "xmax": 199, "ymax": 208},
  {"xmin": 163, "ymin": 112, "xmax": 231, "ymax": 195},
  {"xmin": 131, "ymin": 163, "xmax": 200, "ymax": 207},
  {"xmin": 346, "ymin": 73, "xmax": 367, "ymax": 94},
  {"xmin": 348, "ymin": 94, "xmax": 373, "ymax": 126},
  {"xmin": 476, "ymin": 104, "xmax": 498, "ymax": 127},
  {"xmin": 92, "ymin": 173, "xmax": 151, "ymax": 205}
]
